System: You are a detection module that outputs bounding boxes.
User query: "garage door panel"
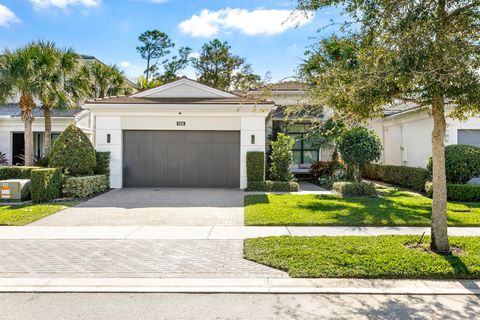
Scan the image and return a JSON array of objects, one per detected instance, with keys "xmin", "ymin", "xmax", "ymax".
[{"xmin": 123, "ymin": 130, "xmax": 240, "ymax": 188}]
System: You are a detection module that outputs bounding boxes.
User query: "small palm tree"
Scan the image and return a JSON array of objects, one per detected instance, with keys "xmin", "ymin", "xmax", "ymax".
[
  {"xmin": 82, "ymin": 61, "xmax": 130, "ymax": 98},
  {"xmin": 32, "ymin": 41, "xmax": 84, "ymax": 154},
  {"xmin": 0, "ymin": 44, "xmax": 40, "ymax": 166}
]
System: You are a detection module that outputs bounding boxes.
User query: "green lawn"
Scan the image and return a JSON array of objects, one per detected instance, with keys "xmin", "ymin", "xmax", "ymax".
[
  {"xmin": 244, "ymin": 236, "xmax": 480, "ymax": 279},
  {"xmin": 244, "ymin": 187, "xmax": 480, "ymax": 226},
  {"xmin": 0, "ymin": 202, "xmax": 77, "ymax": 226}
]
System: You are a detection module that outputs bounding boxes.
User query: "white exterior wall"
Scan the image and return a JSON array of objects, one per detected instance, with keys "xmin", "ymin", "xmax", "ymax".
[
  {"xmin": 0, "ymin": 117, "xmax": 74, "ymax": 164},
  {"xmin": 369, "ymin": 108, "xmax": 480, "ymax": 168},
  {"xmin": 88, "ymin": 106, "xmax": 271, "ymax": 189}
]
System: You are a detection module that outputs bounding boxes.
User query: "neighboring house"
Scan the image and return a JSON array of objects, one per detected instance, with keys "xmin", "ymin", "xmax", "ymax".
[
  {"xmin": 0, "ymin": 55, "xmax": 135, "ymax": 165},
  {"xmin": 369, "ymin": 105, "xmax": 480, "ymax": 168}
]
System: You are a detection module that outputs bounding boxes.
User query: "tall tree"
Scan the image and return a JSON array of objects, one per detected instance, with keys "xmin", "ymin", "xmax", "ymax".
[
  {"xmin": 0, "ymin": 44, "xmax": 41, "ymax": 166},
  {"xmin": 192, "ymin": 39, "xmax": 260, "ymax": 91},
  {"xmin": 297, "ymin": 0, "xmax": 480, "ymax": 253},
  {"xmin": 81, "ymin": 61, "xmax": 130, "ymax": 98},
  {"xmin": 32, "ymin": 41, "xmax": 83, "ymax": 154},
  {"xmin": 136, "ymin": 30, "xmax": 174, "ymax": 81},
  {"xmin": 159, "ymin": 46, "xmax": 192, "ymax": 83}
]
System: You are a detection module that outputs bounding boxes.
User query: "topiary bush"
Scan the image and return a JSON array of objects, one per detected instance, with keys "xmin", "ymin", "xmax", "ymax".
[
  {"xmin": 269, "ymin": 133, "xmax": 294, "ymax": 182},
  {"xmin": 63, "ymin": 175, "xmax": 108, "ymax": 198},
  {"xmin": 0, "ymin": 166, "xmax": 39, "ymax": 180},
  {"xmin": 333, "ymin": 181, "xmax": 378, "ymax": 197},
  {"xmin": 246, "ymin": 180, "xmax": 300, "ymax": 192},
  {"xmin": 30, "ymin": 168, "xmax": 62, "ymax": 203},
  {"xmin": 427, "ymin": 144, "xmax": 480, "ymax": 184},
  {"xmin": 425, "ymin": 181, "xmax": 480, "ymax": 202},
  {"xmin": 362, "ymin": 163, "xmax": 431, "ymax": 192},
  {"xmin": 49, "ymin": 124, "xmax": 96, "ymax": 176},
  {"xmin": 247, "ymin": 151, "xmax": 265, "ymax": 182},
  {"xmin": 337, "ymin": 128, "xmax": 382, "ymax": 182}
]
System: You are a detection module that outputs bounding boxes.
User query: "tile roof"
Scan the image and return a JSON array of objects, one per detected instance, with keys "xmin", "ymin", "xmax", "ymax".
[
  {"xmin": 0, "ymin": 104, "xmax": 82, "ymax": 118},
  {"xmin": 86, "ymin": 96, "xmax": 274, "ymax": 105}
]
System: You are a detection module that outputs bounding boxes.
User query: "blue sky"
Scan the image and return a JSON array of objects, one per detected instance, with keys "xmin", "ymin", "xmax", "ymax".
[{"xmin": 0, "ymin": 0, "xmax": 344, "ymax": 82}]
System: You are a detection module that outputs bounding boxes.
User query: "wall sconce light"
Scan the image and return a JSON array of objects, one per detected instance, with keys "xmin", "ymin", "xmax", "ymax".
[
  {"xmin": 107, "ymin": 134, "xmax": 111, "ymax": 143},
  {"xmin": 251, "ymin": 135, "xmax": 255, "ymax": 144}
]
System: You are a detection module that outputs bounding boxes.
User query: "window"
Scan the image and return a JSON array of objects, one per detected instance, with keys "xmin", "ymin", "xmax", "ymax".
[{"xmin": 272, "ymin": 121, "xmax": 319, "ymax": 165}]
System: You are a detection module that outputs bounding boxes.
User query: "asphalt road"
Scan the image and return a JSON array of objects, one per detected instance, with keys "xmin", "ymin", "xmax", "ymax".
[{"xmin": 1, "ymin": 293, "xmax": 479, "ymax": 320}]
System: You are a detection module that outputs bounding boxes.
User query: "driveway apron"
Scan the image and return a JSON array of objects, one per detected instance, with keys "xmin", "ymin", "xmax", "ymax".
[{"xmin": 30, "ymin": 188, "xmax": 245, "ymax": 226}]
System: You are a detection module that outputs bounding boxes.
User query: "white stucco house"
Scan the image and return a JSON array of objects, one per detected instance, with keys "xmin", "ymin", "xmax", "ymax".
[
  {"xmin": 84, "ymin": 78, "xmax": 275, "ymax": 189},
  {"xmin": 369, "ymin": 105, "xmax": 480, "ymax": 168},
  {"xmin": 3, "ymin": 76, "xmax": 480, "ymax": 189}
]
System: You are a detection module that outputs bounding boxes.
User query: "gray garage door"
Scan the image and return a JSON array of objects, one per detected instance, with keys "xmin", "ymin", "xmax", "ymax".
[
  {"xmin": 123, "ymin": 131, "xmax": 240, "ymax": 188},
  {"xmin": 458, "ymin": 129, "xmax": 480, "ymax": 147}
]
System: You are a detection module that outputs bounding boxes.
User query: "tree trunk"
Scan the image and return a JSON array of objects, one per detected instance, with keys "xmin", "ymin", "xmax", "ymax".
[
  {"xmin": 19, "ymin": 91, "xmax": 35, "ymax": 166},
  {"xmin": 24, "ymin": 120, "xmax": 34, "ymax": 166},
  {"xmin": 43, "ymin": 107, "xmax": 52, "ymax": 155},
  {"xmin": 430, "ymin": 95, "xmax": 450, "ymax": 253}
]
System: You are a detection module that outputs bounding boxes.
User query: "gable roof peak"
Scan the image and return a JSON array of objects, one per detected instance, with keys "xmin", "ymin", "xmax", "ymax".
[{"xmin": 131, "ymin": 78, "xmax": 238, "ymax": 99}]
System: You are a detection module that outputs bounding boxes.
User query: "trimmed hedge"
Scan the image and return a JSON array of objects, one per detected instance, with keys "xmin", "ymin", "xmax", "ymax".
[
  {"xmin": 63, "ymin": 175, "xmax": 108, "ymax": 198},
  {"xmin": 95, "ymin": 151, "xmax": 111, "ymax": 185},
  {"xmin": 362, "ymin": 163, "xmax": 430, "ymax": 192},
  {"xmin": 333, "ymin": 181, "xmax": 378, "ymax": 197},
  {"xmin": 247, "ymin": 152, "xmax": 265, "ymax": 182},
  {"xmin": 247, "ymin": 180, "xmax": 300, "ymax": 192},
  {"xmin": 0, "ymin": 166, "xmax": 39, "ymax": 180},
  {"xmin": 30, "ymin": 168, "xmax": 63, "ymax": 203},
  {"xmin": 427, "ymin": 144, "xmax": 480, "ymax": 184},
  {"xmin": 425, "ymin": 182, "xmax": 480, "ymax": 202}
]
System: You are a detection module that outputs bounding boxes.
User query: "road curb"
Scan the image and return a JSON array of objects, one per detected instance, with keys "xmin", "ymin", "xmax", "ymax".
[{"xmin": 0, "ymin": 278, "xmax": 479, "ymax": 294}]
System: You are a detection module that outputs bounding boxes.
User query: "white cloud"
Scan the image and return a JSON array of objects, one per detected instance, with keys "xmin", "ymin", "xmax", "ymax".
[
  {"xmin": 189, "ymin": 51, "xmax": 200, "ymax": 59},
  {"xmin": 30, "ymin": 0, "xmax": 100, "ymax": 10},
  {"xmin": 0, "ymin": 4, "xmax": 20, "ymax": 27},
  {"xmin": 179, "ymin": 8, "xmax": 314, "ymax": 38},
  {"xmin": 120, "ymin": 61, "xmax": 131, "ymax": 68}
]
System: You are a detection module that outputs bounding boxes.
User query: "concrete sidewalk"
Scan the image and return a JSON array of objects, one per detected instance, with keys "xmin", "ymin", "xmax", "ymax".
[
  {"xmin": 1, "ymin": 277, "xmax": 480, "ymax": 294},
  {"xmin": 1, "ymin": 226, "xmax": 480, "ymax": 239}
]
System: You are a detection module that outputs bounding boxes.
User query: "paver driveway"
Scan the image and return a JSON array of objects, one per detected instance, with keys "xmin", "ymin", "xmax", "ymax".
[{"xmin": 31, "ymin": 188, "xmax": 244, "ymax": 226}]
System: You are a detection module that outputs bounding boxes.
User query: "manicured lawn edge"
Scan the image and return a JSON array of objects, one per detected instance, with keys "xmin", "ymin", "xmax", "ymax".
[
  {"xmin": 0, "ymin": 202, "xmax": 78, "ymax": 226},
  {"xmin": 244, "ymin": 236, "xmax": 480, "ymax": 279},
  {"xmin": 244, "ymin": 187, "xmax": 480, "ymax": 227}
]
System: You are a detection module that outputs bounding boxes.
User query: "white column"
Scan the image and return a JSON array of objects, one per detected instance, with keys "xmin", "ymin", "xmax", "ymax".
[
  {"xmin": 240, "ymin": 116, "xmax": 266, "ymax": 189},
  {"xmin": 95, "ymin": 116, "xmax": 122, "ymax": 188}
]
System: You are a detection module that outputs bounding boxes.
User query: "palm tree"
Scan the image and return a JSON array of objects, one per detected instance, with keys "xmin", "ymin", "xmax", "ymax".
[
  {"xmin": 0, "ymin": 44, "xmax": 40, "ymax": 166},
  {"xmin": 82, "ymin": 61, "xmax": 130, "ymax": 98},
  {"xmin": 32, "ymin": 41, "xmax": 83, "ymax": 154}
]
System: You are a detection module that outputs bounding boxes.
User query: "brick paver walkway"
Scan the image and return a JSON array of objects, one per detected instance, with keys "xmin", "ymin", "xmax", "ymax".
[{"xmin": 0, "ymin": 239, "xmax": 287, "ymax": 278}]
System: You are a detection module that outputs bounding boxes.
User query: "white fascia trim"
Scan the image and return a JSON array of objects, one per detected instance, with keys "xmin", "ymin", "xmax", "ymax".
[
  {"xmin": 84, "ymin": 103, "xmax": 275, "ymax": 112},
  {"xmin": 131, "ymin": 78, "xmax": 237, "ymax": 98}
]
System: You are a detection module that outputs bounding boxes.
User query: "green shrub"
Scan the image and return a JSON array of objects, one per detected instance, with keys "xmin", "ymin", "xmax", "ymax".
[
  {"xmin": 425, "ymin": 181, "xmax": 480, "ymax": 202},
  {"xmin": 317, "ymin": 176, "xmax": 336, "ymax": 190},
  {"xmin": 49, "ymin": 124, "xmax": 96, "ymax": 176},
  {"xmin": 0, "ymin": 166, "xmax": 39, "ymax": 180},
  {"xmin": 247, "ymin": 180, "xmax": 300, "ymax": 192},
  {"xmin": 333, "ymin": 181, "xmax": 378, "ymax": 197},
  {"xmin": 337, "ymin": 128, "xmax": 382, "ymax": 181},
  {"xmin": 427, "ymin": 144, "xmax": 480, "ymax": 184},
  {"xmin": 269, "ymin": 133, "xmax": 294, "ymax": 182},
  {"xmin": 95, "ymin": 151, "xmax": 111, "ymax": 185},
  {"xmin": 30, "ymin": 168, "xmax": 62, "ymax": 203},
  {"xmin": 247, "ymin": 152, "xmax": 265, "ymax": 182},
  {"xmin": 363, "ymin": 163, "xmax": 430, "ymax": 192},
  {"xmin": 63, "ymin": 175, "xmax": 108, "ymax": 198}
]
